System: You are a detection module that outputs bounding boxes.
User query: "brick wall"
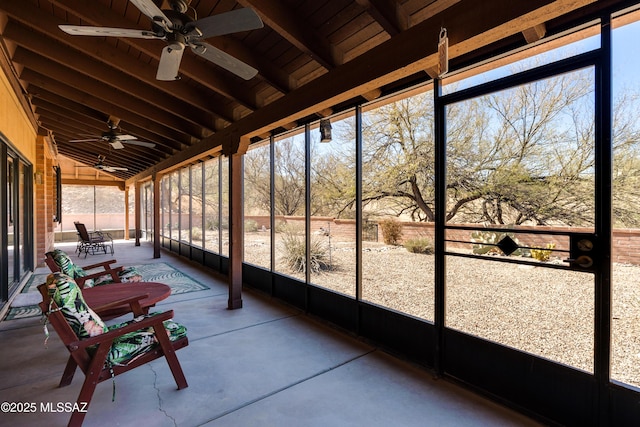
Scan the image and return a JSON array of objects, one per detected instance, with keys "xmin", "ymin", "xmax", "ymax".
[
  {"xmin": 34, "ymin": 135, "xmax": 56, "ymax": 265},
  {"xmin": 245, "ymin": 215, "xmax": 640, "ymax": 265}
]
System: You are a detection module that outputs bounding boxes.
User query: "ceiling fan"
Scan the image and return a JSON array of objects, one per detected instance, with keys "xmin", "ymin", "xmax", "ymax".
[
  {"xmin": 92, "ymin": 155, "xmax": 129, "ymax": 173},
  {"xmin": 69, "ymin": 117, "xmax": 156, "ymax": 150},
  {"xmin": 59, "ymin": 0, "xmax": 264, "ymax": 80}
]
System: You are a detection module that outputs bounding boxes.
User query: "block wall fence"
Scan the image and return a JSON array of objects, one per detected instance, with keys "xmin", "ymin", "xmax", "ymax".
[
  {"xmin": 60, "ymin": 213, "xmax": 640, "ymax": 265},
  {"xmin": 246, "ymin": 216, "xmax": 640, "ymax": 266}
]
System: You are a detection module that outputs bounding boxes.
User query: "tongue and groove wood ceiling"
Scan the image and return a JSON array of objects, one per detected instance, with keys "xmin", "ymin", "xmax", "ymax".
[{"xmin": 0, "ymin": 0, "xmax": 622, "ymax": 182}]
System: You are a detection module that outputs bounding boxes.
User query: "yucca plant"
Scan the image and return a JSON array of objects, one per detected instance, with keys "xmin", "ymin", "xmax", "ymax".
[{"xmin": 279, "ymin": 227, "xmax": 331, "ymax": 273}]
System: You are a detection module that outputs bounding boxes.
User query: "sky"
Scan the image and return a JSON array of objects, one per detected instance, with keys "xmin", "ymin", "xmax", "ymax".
[
  {"xmin": 441, "ymin": 17, "xmax": 640, "ymax": 98},
  {"xmin": 612, "ymin": 20, "xmax": 640, "ymax": 95}
]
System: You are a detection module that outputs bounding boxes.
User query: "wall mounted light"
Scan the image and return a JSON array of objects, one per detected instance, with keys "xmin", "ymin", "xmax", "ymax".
[
  {"xmin": 319, "ymin": 118, "xmax": 332, "ymax": 143},
  {"xmin": 34, "ymin": 171, "xmax": 44, "ymax": 185}
]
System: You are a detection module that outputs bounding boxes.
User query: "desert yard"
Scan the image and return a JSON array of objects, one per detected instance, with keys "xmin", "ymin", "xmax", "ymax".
[{"xmin": 241, "ymin": 231, "xmax": 640, "ymax": 389}]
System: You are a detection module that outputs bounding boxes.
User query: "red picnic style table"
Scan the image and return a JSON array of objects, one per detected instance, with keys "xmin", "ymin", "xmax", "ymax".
[{"xmin": 83, "ymin": 282, "xmax": 172, "ymax": 320}]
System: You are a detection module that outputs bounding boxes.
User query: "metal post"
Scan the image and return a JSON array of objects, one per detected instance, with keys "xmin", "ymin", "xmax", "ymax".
[
  {"xmin": 595, "ymin": 14, "xmax": 613, "ymax": 425},
  {"xmin": 434, "ymin": 78, "xmax": 447, "ymax": 376}
]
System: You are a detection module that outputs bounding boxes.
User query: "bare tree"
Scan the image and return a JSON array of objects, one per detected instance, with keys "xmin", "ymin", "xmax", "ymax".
[
  {"xmin": 240, "ymin": 73, "xmax": 640, "ymax": 228},
  {"xmin": 273, "ymin": 137, "xmax": 306, "ymax": 216},
  {"xmin": 357, "ymin": 69, "xmax": 600, "ymax": 226}
]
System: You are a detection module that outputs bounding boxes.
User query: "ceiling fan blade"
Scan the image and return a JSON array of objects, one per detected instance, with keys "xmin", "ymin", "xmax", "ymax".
[
  {"xmin": 129, "ymin": 0, "xmax": 172, "ymax": 30},
  {"xmin": 157, "ymin": 43, "xmax": 185, "ymax": 80},
  {"xmin": 110, "ymin": 140, "xmax": 126, "ymax": 150},
  {"xmin": 191, "ymin": 42, "xmax": 258, "ymax": 80},
  {"xmin": 114, "ymin": 134, "xmax": 137, "ymax": 141},
  {"xmin": 59, "ymin": 25, "xmax": 161, "ymax": 39},
  {"xmin": 109, "ymin": 166, "xmax": 129, "ymax": 171},
  {"xmin": 122, "ymin": 140, "xmax": 156, "ymax": 148},
  {"xmin": 69, "ymin": 138, "xmax": 101, "ymax": 143},
  {"xmin": 194, "ymin": 8, "xmax": 263, "ymax": 39}
]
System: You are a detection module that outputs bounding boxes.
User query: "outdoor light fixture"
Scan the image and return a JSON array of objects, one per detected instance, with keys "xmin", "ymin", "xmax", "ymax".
[{"xmin": 320, "ymin": 118, "xmax": 332, "ymax": 142}]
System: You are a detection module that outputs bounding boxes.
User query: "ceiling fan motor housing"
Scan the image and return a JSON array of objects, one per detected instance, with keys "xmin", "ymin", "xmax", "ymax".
[
  {"xmin": 158, "ymin": 10, "xmax": 196, "ymax": 35},
  {"xmin": 169, "ymin": 0, "xmax": 190, "ymax": 13}
]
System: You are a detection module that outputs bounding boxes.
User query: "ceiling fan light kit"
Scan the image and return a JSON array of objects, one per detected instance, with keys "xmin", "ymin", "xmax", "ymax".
[{"xmin": 58, "ymin": 0, "xmax": 263, "ymax": 81}]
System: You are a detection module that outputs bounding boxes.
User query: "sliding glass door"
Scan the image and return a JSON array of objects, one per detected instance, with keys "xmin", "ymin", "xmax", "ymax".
[{"xmin": 1, "ymin": 141, "xmax": 32, "ymax": 303}]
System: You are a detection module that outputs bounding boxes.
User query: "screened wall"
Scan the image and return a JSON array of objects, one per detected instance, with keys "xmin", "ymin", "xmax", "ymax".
[{"xmin": 157, "ymin": 9, "xmax": 640, "ymax": 425}]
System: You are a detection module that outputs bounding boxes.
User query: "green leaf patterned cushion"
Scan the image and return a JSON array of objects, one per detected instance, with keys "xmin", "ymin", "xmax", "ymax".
[
  {"xmin": 46, "ymin": 273, "xmax": 187, "ymax": 367},
  {"xmin": 118, "ymin": 266, "xmax": 143, "ymax": 283},
  {"xmin": 47, "ymin": 249, "xmax": 95, "ymax": 287},
  {"xmin": 47, "ymin": 249, "xmax": 143, "ymax": 287},
  {"xmin": 45, "ymin": 272, "xmax": 107, "ymax": 339},
  {"xmin": 106, "ymin": 314, "xmax": 188, "ymax": 366}
]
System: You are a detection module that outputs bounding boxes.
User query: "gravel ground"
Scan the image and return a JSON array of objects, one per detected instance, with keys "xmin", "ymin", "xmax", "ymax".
[{"xmin": 243, "ymin": 233, "xmax": 640, "ymax": 388}]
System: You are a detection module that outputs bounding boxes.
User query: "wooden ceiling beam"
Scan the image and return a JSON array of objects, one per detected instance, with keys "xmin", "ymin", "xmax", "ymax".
[
  {"xmin": 29, "ymin": 89, "xmax": 176, "ymax": 154},
  {"xmin": 47, "ymin": 0, "xmax": 261, "ymax": 112},
  {"xmin": 34, "ymin": 107, "xmax": 166, "ymax": 163},
  {"xmin": 56, "ymin": 143, "xmax": 147, "ymax": 176},
  {"xmin": 13, "ymin": 48, "xmax": 204, "ymax": 139},
  {"xmin": 0, "ymin": 0, "xmax": 237, "ymax": 124},
  {"xmin": 35, "ymin": 106, "xmax": 115, "ymax": 139},
  {"xmin": 205, "ymin": 36, "xmax": 295, "ymax": 94},
  {"xmin": 127, "ymin": 0, "xmax": 596, "ymax": 184},
  {"xmin": 20, "ymin": 69, "xmax": 188, "ymax": 150},
  {"xmin": 361, "ymin": 88, "xmax": 383, "ymax": 101},
  {"xmin": 37, "ymin": 116, "xmax": 161, "ymax": 164},
  {"xmin": 41, "ymin": 119, "xmax": 175, "ymax": 160},
  {"xmin": 48, "ymin": 138, "xmax": 146, "ymax": 174},
  {"xmin": 238, "ymin": 0, "xmax": 341, "ymax": 68},
  {"xmin": 45, "ymin": 125, "xmax": 155, "ymax": 172},
  {"xmin": 3, "ymin": 22, "xmax": 222, "ymax": 130},
  {"xmin": 354, "ymin": 0, "xmax": 409, "ymax": 36},
  {"xmin": 522, "ymin": 23, "xmax": 547, "ymax": 43},
  {"xmin": 62, "ymin": 178, "xmax": 125, "ymax": 186}
]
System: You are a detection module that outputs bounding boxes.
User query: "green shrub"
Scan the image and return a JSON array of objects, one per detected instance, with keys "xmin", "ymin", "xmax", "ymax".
[
  {"xmin": 404, "ymin": 237, "xmax": 434, "ymax": 254},
  {"xmin": 191, "ymin": 227, "xmax": 203, "ymax": 240},
  {"xmin": 244, "ymin": 219, "xmax": 259, "ymax": 232},
  {"xmin": 380, "ymin": 218, "xmax": 403, "ymax": 245},
  {"xmin": 279, "ymin": 227, "xmax": 331, "ymax": 273},
  {"xmin": 531, "ymin": 243, "xmax": 555, "ymax": 261},
  {"xmin": 275, "ymin": 219, "xmax": 288, "ymax": 233},
  {"xmin": 205, "ymin": 218, "xmax": 218, "ymax": 231}
]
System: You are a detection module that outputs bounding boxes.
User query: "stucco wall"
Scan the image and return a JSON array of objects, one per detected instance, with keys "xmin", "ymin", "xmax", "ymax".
[
  {"xmin": 1, "ymin": 65, "xmax": 41, "ymax": 266},
  {"xmin": 0, "ymin": 68, "xmax": 37, "ymax": 163}
]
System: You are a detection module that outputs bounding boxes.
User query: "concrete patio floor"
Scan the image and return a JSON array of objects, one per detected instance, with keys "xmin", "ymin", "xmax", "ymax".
[{"xmin": 0, "ymin": 240, "xmax": 543, "ymax": 426}]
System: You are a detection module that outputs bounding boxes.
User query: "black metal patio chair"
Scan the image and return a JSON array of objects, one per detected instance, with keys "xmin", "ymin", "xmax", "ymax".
[{"xmin": 74, "ymin": 222, "xmax": 114, "ymax": 257}]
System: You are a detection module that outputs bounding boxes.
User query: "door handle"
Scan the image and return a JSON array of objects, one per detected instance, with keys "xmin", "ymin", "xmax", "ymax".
[{"xmin": 563, "ymin": 255, "xmax": 593, "ymax": 269}]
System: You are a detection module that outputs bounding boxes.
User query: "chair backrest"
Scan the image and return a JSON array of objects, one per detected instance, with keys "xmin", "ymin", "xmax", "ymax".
[
  {"xmin": 45, "ymin": 249, "xmax": 88, "ymax": 279},
  {"xmin": 74, "ymin": 221, "xmax": 92, "ymax": 242},
  {"xmin": 44, "ymin": 252, "xmax": 62, "ymax": 273},
  {"xmin": 38, "ymin": 279, "xmax": 95, "ymax": 370}
]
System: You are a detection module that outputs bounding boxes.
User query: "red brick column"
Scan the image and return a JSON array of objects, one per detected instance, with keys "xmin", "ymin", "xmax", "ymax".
[{"xmin": 34, "ymin": 134, "xmax": 56, "ymax": 266}]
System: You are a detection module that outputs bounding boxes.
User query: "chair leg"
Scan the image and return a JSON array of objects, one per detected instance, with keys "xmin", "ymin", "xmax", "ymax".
[
  {"xmin": 155, "ymin": 329, "xmax": 188, "ymax": 389},
  {"xmin": 166, "ymin": 346, "xmax": 188, "ymax": 390},
  {"xmin": 59, "ymin": 356, "xmax": 78, "ymax": 387},
  {"xmin": 67, "ymin": 345, "xmax": 108, "ymax": 427}
]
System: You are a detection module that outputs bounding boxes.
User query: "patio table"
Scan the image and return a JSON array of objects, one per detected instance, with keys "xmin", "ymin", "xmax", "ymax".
[{"xmin": 83, "ymin": 282, "xmax": 172, "ymax": 320}]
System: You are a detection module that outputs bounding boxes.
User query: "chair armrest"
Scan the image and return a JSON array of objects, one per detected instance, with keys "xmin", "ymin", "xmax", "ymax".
[
  {"xmin": 75, "ymin": 267, "xmax": 124, "ymax": 288},
  {"xmin": 91, "ymin": 293, "xmax": 149, "ymax": 317},
  {"xmin": 81, "ymin": 260, "xmax": 118, "ymax": 271},
  {"xmin": 68, "ymin": 310, "xmax": 175, "ymax": 350}
]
